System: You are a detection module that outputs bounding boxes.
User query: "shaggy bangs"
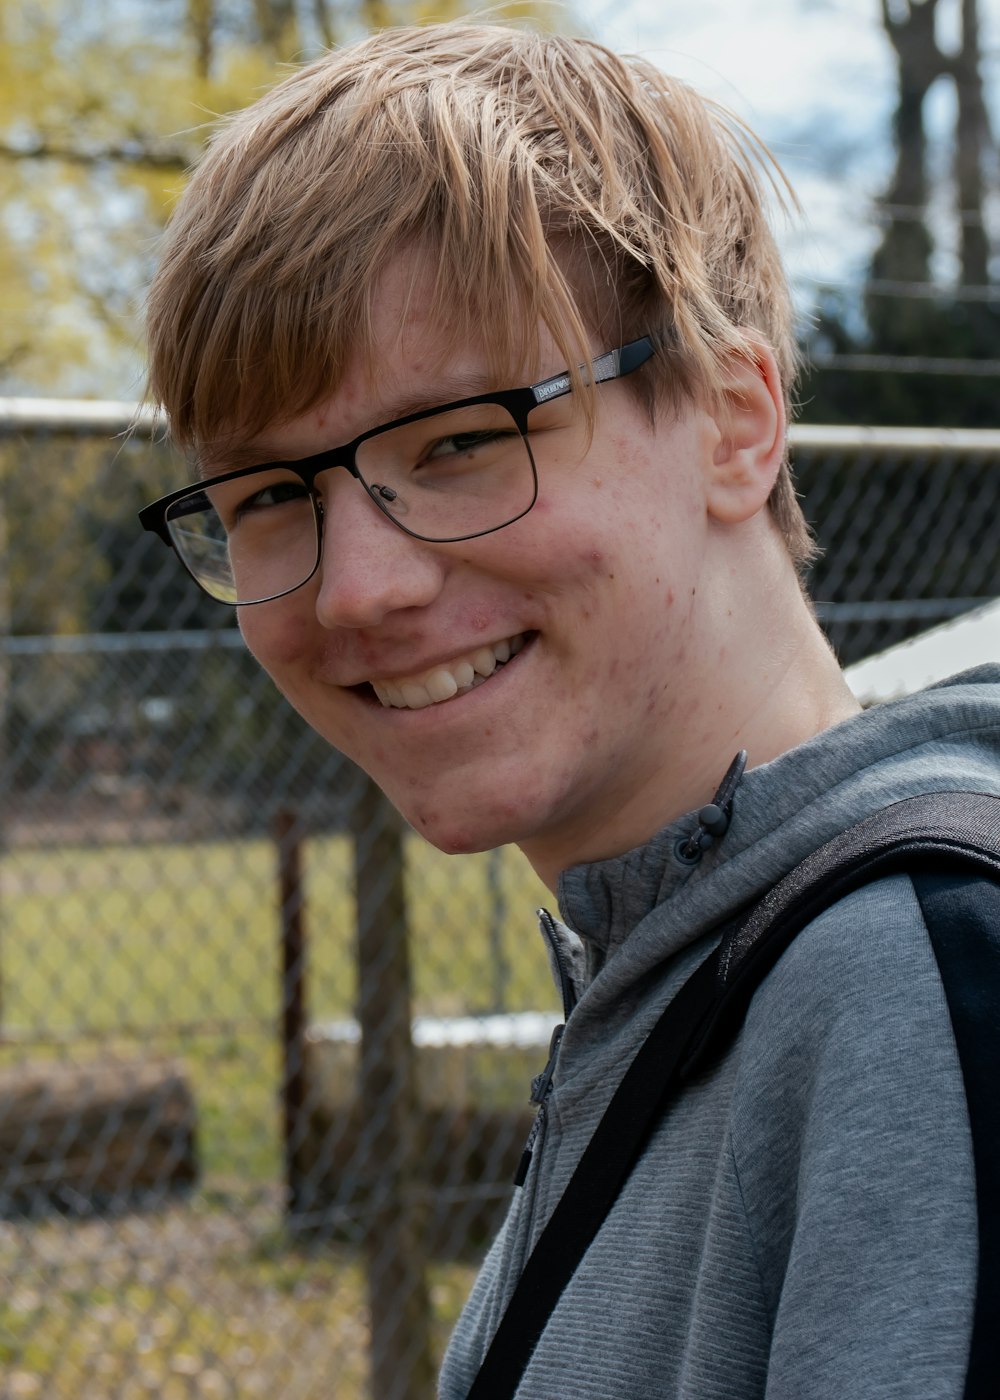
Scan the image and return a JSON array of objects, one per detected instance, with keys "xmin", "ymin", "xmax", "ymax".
[{"xmin": 145, "ymin": 22, "xmax": 814, "ymax": 565}]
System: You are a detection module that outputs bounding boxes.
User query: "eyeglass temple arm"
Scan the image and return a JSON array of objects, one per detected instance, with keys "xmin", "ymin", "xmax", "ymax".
[{"xmin": 529, "ymin": 336, "xmax": 655, "ymax": 406}]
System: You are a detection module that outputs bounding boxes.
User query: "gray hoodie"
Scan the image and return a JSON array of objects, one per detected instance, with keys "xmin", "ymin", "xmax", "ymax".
[{"xmin": 440, "ymin": 666, "xmax": 1000, "ymax": 1399}]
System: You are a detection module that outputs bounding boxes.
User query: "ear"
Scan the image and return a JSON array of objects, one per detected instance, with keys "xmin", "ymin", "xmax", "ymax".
[{"xmin": 704, "ymin": 344, "xmax": 786, "ymax": 525}]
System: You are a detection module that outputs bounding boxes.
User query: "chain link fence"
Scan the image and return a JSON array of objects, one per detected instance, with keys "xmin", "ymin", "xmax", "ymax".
[{"xmin": 0, "ymin": 402, "xmax": 998, "ymax": 1398}]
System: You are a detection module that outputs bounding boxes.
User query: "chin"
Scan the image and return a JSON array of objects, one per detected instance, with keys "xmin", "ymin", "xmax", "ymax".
[
  {"xmin": 406, "ymin": 811, "xmax": 511, "ymax": 857},
  {"xmin": 391, "ymin": 788, "xmax": 538, "ymax": 858}
]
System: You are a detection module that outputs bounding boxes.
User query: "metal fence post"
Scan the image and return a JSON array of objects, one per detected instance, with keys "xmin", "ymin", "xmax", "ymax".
[
  {"xmin": 276, "ymin": 807, "xmax": 309, "ymax": 1221},
  {"xmin": 354, "ymin": 775, "xmax": 434, "ymax": 1400}
]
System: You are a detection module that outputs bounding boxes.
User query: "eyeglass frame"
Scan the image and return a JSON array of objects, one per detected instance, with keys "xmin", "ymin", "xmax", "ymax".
[{"xmin": 138, "ymin": 335, "xmax": 656, "ymax": 605}]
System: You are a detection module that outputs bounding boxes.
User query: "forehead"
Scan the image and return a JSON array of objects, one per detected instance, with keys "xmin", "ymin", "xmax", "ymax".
[
  {"xmin": 199, "ymin": 254, "xmax": 555, "ymax": 474},
  {"xmin": 357, "ymin": 251, "xmax": 549, "ymax": 402}
]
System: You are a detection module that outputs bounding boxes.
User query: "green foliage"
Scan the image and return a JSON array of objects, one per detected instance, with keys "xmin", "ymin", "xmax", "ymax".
[
  {"xmin": 0, "ymin": 0, "xmax": 563, "ymax": 398},
  {"xmin": 0, "ymin": 0, "xmax": 288, "ymax": 394},
  {"xmin": 0, "ymin": 431, "xmax": 189, "ymax": 635}
]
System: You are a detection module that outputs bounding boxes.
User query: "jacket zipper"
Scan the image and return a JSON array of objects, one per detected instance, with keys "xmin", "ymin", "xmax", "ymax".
[
  {"xmin": 512, "ymin": 910, "xmax": 577, "ymax": 1187},
  {"xmin": 537, "ymin": 907, "xmax": 578, "ymax": 1023},
  {"xmin": 513, "ymin": 1021, "xmax": 564, "ymax": 1186}
]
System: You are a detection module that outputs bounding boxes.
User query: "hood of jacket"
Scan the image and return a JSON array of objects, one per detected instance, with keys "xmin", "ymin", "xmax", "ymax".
[{"xmin": 549, "ymin": 664, "xmax": 1000, "ymax": 1033}]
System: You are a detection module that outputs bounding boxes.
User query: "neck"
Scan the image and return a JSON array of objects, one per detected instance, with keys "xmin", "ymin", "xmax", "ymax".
[{"xmin": 522, "ymin": 529, "xmax": 861, "ymax": 892}]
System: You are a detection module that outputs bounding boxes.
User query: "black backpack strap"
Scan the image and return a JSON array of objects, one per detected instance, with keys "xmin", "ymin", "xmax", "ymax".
[
  {"xmin": 467, "ymin": 791, "xmax": 1000, "ymax": 1400},
  {"xmin": 683, "ymin": 790, "xmax": 1000, "ymax": 1076},
  {"xmin": 909, "ymin": 867, "xmax": 1000, "ymax": 1397}
]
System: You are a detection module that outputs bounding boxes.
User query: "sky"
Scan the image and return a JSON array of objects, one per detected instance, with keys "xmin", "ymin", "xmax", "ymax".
[
  {"xmin": 9, "ymin": 0, "xmax": 996, "ymax": 398},
  {"xmin": 575, "ymin": 0, "xmax": 1000, "ymax": 304}
]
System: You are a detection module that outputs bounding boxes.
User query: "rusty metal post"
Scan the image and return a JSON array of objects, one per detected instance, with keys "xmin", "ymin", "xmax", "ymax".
[
  {"xmin": 276, "ymin": 807, "xmax": 309, "ymax": 1222},
  {"xmin": 354, "ymin": 775, "xmax": 434, "ymax": 1400}
]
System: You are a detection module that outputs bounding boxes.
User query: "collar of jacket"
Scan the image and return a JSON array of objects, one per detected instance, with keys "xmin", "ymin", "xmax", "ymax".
[{"xmin": 554, "ymin": 665, "xmax": 1000, "ymax": 971}]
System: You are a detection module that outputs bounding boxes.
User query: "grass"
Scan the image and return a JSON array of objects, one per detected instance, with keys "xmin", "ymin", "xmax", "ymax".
[
  {"xmin": 0, "ymin": 833, "xmax": 554, "ymax": 1395},
  {"xmin": 0, "ymin": 834, "xmax": 554, "ymax": 1034},
  {"xmin": 0, "ymin": 1200, "xmax": 480, "ymax": 1398}
]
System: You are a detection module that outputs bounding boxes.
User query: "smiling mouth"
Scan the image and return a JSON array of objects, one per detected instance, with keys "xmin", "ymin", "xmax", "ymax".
[{"xmin": 368, "ymin": 633, "xmax": 529, "ymax": 710}]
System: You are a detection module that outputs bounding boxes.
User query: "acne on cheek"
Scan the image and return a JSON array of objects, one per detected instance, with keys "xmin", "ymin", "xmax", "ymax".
[
  {"xmin": 645, "ymin": 687, "xmax": 684, "ymax": 720},
  {"xmin": 644, "ymin": 668, "xmax": 683, "ymax": 709},
  {"xmin": 583, "ymin": 550, "xmax": 617, "ymax": 585}
]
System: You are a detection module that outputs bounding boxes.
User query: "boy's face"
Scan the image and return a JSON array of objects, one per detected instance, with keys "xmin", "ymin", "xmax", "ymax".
[{"xmin": 236, "ymin": 258, "xmax": 726, "ymax": 883}]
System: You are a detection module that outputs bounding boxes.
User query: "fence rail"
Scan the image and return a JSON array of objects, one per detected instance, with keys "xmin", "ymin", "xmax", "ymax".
[
  {"xmin": 0, "ymin": 402, "xmax": 997, "ymax": 1398},
  {"xmin": 5, "ymin": 398, "xmax": 1000, "ymax": 451}
]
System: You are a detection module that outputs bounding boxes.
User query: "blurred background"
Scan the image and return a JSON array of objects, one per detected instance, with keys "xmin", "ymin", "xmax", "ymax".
[{"xmin": 0, "ymin": 1, "xmax": 997, "ymax": 1397}]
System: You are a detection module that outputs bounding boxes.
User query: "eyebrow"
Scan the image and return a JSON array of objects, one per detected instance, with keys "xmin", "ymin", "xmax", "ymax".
[{"xmin": 195, "ymin": 369, "xmax": 507, "ymax": 480}]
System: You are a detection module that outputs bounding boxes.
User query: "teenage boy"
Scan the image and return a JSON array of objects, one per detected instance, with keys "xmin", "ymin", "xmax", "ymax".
[{"xmin": 140, "ymin": 23, "xmax": 999, "ymax": 1398}]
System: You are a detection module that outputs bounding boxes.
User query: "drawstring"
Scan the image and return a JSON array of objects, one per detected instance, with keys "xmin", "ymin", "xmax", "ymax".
[{"xmin": 675, "ymin": 750, "xmax": 748, "ymax": 865}]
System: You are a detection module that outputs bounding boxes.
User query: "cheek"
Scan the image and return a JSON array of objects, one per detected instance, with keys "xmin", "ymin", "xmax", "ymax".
[{"xmin": 239, "ymin": 603, "xmax": 312, "ymax": 672}]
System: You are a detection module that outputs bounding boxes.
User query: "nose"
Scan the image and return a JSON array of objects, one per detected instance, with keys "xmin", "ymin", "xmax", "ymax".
[{"xmin": 311, "ymin": 472, "xmax": 447, "ymax": 630}]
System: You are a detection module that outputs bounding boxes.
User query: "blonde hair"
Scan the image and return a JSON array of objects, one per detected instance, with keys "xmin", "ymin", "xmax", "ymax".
[{"xmin": 146, "ymin": 21, "xmax": 814, "ymax": 565}]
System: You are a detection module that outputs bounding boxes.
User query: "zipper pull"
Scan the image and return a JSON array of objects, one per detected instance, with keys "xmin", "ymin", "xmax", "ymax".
[
  {"xmin": 513, "ymin": 1104, "xmax": 545, "ymax": 1188},
  {"xmin": 513, "ymin": 1023, "xmax": 564, "ymax": 1187},
  {"xmin": 530, "ymin": 1023, "xmax": 565, "ymax": 1105}
]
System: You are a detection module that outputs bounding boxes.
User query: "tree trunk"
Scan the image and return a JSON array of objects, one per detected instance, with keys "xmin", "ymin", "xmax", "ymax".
[
  {"xmin": 187, "ymin": 0, "xmax": 215, "ymax": 80},
  {"xmin": 869, "ymin": 0, "xmax": 947, "ymax": 348},
  {"xmin": 954, "ymin": 0, "xmax": 992, "ymax": 286},
  {"xmin": 252, "ymin": 0, "xmax": 300, "ymax": 60}
]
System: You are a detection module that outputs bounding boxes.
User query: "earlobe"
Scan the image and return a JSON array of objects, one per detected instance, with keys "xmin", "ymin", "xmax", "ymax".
[{"xmin": 705, "ymin": 344, "xmax": 786, "ymax": 525}]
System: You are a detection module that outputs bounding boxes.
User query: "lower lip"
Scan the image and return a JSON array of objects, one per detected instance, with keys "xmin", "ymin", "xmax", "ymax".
[{"xmin": 365, "ymin": 636, "xmax": 535, "ymax": 722}]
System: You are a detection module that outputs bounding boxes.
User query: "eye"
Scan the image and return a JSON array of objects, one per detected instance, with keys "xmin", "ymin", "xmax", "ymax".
[
  {"xmin": 233, "ymin": 479, "xmax": 309, "ymax": 519},
  {"xmin": 423, "ymin": 429, "xmax": 513, "ymax": 462}
]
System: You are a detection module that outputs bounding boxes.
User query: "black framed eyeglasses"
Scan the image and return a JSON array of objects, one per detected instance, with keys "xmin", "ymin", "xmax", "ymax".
[{"xmin": 138, "ymin": 336, "xmax": 655, "ymax": 606}]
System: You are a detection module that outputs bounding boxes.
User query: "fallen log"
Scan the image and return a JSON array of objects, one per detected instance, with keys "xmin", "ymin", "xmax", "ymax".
[{"xmin": 0, "ymin": 1057, "xmax": 198, "ymax": 1215}]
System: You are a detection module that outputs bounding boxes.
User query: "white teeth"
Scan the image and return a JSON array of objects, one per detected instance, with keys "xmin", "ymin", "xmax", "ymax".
[
  {"xmin": 372, "ymin": 681, "xmax": 398, "ymax": 707},
  {"xmin": 425, "ymin": 669, "xmax": 459, "ymax": 703},
  {"xmin": 453, "ymin": 661, "xmax": 475, "ymax": 688},
  {"xmin": 402, "ymin": 682, "xmax": 432, "ymax": 709},
  {"xmin": 370, "ymin": 633, "xmax": 527, "ymax": 710},
  {"xmin": 471, "ymin": 647, "xmax": 497, "ymax": 678}
]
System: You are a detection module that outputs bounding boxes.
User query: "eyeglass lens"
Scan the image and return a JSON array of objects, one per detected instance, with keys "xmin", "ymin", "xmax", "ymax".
[{"xmin": 165, "ymin": 402, "xmax": 536, "ymax": 605}]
